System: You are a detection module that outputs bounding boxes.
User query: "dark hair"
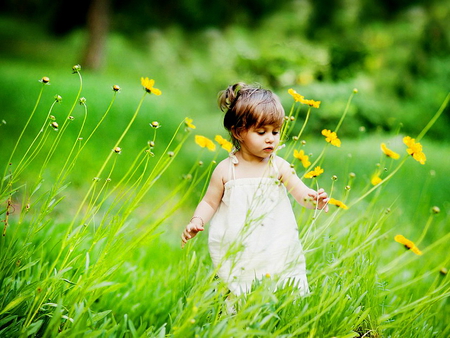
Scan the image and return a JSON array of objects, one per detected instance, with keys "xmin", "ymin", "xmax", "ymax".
[{"xmin": 217, "ymin": 82, "xmax": 285, "ymax": 149}]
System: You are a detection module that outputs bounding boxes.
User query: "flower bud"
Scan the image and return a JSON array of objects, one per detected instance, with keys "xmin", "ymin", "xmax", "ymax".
[
  {"xmin": 332, "ymin": 175, "xmax": 338, "ymax": 181},
  {"xmin": 113, "ymin": 85, "xmax": 121, "ymax": 92},
  {"xmin": 114, "ymin": 147, "xmax": 122, "ymax": 154},
  {"xmin": 40, "ymin": 76, "xmax": 50, "ymax": 84},
  {"xmin": 72, "ymin": 64, "xmax": 81, "ymax": 73},
  {"xmin": 431, "ymin": 206, "xmax": 440, "ymax": 214},
  {"xmin": 54, "ymin": 95, "xmax": 62, "ymax": 102},
  {"xmin": 353, "ymin": 88, "xmax": 358, "ymax": 94},
  {"xmin": 79, "ymin": 97, "xmax": 86, "ymax": 105}
]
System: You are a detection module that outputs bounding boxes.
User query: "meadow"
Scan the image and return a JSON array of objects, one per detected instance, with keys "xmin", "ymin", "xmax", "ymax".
[
  {"xmin": 1, "ymin": 7, "xmax": 450, "ymax": 335},
  {"xmin": 0, "ymin": 62, "xmax": 449, "ymax": 338}
]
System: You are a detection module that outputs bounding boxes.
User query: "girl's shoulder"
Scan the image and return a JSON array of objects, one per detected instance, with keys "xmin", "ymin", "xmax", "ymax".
[
  {"xmin": 273, "ymin": 155, "xmax": 290, "ymax": 170},
  {"xmin": 211, "ymin": 156, "xmax": 232, "ymax": 180},
  {"xmin": 273, "ymin": 155, "xmax": 295, "ymax": 178}
]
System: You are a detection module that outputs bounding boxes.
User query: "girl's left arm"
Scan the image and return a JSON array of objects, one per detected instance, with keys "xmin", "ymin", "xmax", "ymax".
[{"xmin": 277, "ymin": 157, "xmax": 329, "ymax": 211}]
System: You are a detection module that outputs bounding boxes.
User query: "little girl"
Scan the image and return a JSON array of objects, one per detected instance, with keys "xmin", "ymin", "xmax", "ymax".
[{"xmin": 181, "ymin": 82, "xmax": 329, "ymax": 296}]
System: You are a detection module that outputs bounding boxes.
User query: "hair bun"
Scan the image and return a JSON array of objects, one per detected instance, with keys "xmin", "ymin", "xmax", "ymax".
[{"xmin": 218, "ymin": 82, "xmax": 246, "ymax": 112}]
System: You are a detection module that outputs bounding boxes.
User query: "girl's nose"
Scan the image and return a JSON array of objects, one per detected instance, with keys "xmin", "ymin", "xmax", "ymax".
[{"xmin": 266, "ymin": 134, "xmax": 274, "ymax": 143}]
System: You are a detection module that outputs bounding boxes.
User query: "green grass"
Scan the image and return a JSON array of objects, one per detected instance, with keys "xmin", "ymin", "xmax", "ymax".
[{"xmin": 0, "ymin": 66, "xmax": 449, "ymax": 337}]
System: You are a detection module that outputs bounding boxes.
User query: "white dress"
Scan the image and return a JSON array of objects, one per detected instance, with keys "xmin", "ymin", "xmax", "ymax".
[{"xmin": 208, "ymin": 153, "xmax": 309, "ymax": 296}]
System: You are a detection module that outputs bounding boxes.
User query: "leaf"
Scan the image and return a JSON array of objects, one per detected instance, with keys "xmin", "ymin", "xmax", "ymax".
[
  {"xmin": 18, "ymin": 260, "xmax": 39, "ymax": 272},
  {"xmin": 91, "ymin": 310, "xmax": 112, "ymax": 324},
  {"xmin": 26, "ymin": 319, "xmax": 43, "ymax": 336},
  {"xmin": 0, "ymin": 296, "xmax": 30, "ymax": 315}
]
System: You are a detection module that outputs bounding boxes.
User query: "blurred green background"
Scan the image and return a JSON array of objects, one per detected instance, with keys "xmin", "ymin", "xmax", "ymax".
[{"xmin": 0, "ymin": 0, "xmax": 449, "ymax": 203}]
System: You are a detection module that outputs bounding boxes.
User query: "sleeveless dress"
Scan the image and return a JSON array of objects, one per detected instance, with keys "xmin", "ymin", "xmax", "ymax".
[{"xmin": 208, "ymin": 153, "xmax": 309, "ymax": 296}]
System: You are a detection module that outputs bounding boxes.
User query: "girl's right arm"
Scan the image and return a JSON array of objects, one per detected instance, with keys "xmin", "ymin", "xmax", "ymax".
[{"xmin": 181, "ymin": 161, "xmax": 227, "ymax": 247}]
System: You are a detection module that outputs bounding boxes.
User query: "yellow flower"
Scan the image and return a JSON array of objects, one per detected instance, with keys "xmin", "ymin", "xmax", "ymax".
[
  {"xmin": 288, "ymin": 88, "xmax": 304, "ymax": 102},
  {"xmin": 322, "ymin": 129, "xmax": 341, "ymax": 147},
  {"xmin": 215, "ymin": 135, "xmax": 233, "ymax": 152},
  {"xmin": 184, "ymin": 117, "xmax": 196, "ymax": 129},
  {"xmin": 287, "ymin": 89, "xmax": 321, "ymax": 108},
  {"xmin": 293, "ymin": 149, "xmax": 311, "ymax": 168},
  {"xmin": 403, "ymin": 136, "xmax": 426, "ymax": 164},
  {"xmin": 328, "ymin": 198, "xmax": 349, "ymax": 210},
  {"xmin": 304, "ymin": 166, "xmax": 324, "ymax": 178},
  {"xmin": 371, "ymin": 172, "xmax": 383, "ymax": 185},
  {"xmin": 302, "ymin": 99, "xmax": 321, "ymax": 108},
  {"xmin": 394, "ymin": 235, "xmax": 422, "ymax": 255},
  {"xmin": 141, "ymin": 77, "xmax": 162, "ymax": 95},
  {"xmin": 381, "ymin": 143, "xmax": 400, "ymax": 159},
  {"xmin": 195, "ymin": 135, "xmax": 216, "ymax": 151}
]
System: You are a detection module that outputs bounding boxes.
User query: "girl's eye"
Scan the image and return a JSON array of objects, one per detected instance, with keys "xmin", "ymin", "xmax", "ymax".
[
  {"xmin": 257, "ymin": 131, "xmax": 265, "ymax": 135},
  {"xmin": 272, "ymin": 131, "xmax": 279, "ymax": 135}
]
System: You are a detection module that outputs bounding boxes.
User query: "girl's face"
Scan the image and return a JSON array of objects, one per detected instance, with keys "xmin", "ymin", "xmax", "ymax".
[{"xmin": 238, "ymin": 124, "xmax": 281, "ymax": 160}]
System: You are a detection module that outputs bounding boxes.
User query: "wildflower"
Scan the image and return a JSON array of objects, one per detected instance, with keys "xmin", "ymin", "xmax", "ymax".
[
  {"xmin": 288, "ymin": 89, "xmax": 320, "ymax": 108},
  {"xmin": 394, "ymin": 235, "xmax": 422, "ymax": 255},
  {"xmin": 114, "ymin": 147, "xmax": 122, "ymax": 154},
  {"xmin": 184, "ymin": 117, "xmax": 196, "ymax": 130},
  {"xmin": 304, "ymin": 166, "xmax": 324, "ymax": 178},
  {"xmin": 293, "ymin": 149, "xmax": 311, "ymax": 168},
  {"xmin": 112, "ymin": 85, "xmax": 121, "ymax": 92},
  {"xmin": 328, "ymin": 198, "xmax": 349, "ymax": 209},
  {"xmin": 403, "ymin": 136, "xmax": 426, "ymax": 164},
  {"xmin": 302, "ymin": 98, "xmax": 321, "ymax": 108},
  {"xmin": 40, "ymin": 76, "xmax": 50, "ymax": 84},
  {"xmin": 381, "ymin": 143, "xmax": 400, "ymax": 159},
  {"xmin": 195, "ymin": 135, "xmax": 216, "ymax": 151},
  {"xmin": 288, "ymin": 88, "xmax": 304, "ymax": 102},
  {"xmin": 371, "ymin": 172, "xmax": 382, "ymax": 185},
  {"xmin": 72, "ymin": 64, "xmax": 81, "ymax": 73},
  {"xmin": 215, "ymin": 135, "xmax": 233, "ymax": 152},
  {"xmin": 322, "ymin": 129, "xmax": 341, "ymax": 147},
  {"xmin": 150, "ymin": 121, "xmax": 161, "ymax": 129},
  {"xmin": 141, "ymin": 77, "xmax": 162, "ymax": 95}
]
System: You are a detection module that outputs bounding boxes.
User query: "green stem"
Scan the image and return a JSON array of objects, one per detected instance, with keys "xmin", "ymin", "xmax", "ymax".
[
  {"xmin": 335, "ymin": 90, "xmax": 356, "ymax": 133},
  {"xmin": 2, "ymin": 84, "xmax": 45, "ymax": 189},
  {"xmin": 416, "ymin": 92, "xmax": 450, "ymax": 142}
]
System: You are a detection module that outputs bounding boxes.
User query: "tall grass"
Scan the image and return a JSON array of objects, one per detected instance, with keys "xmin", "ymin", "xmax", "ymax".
[{"xmin": 0, "ymin": 66, "xmax": 449, "ymax": 337}]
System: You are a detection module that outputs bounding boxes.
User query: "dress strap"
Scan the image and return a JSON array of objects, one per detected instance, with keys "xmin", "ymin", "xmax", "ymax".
[
  {"xmin": 269, "ymin": 154, "xmax": 280, "ymax": 177},
  {"xmin": 229, "ymin": 150, "xmax": 239, "ymax": 181}
]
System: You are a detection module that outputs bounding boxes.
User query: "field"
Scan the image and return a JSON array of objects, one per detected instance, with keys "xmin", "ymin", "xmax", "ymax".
[{"xmin": 0, "ymin": 63, "xmax": 449, "ymax": 337}]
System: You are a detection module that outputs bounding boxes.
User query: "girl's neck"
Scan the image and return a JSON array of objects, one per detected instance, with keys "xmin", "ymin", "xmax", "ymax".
[{"xmin": 236, "ymin": 149, "xmax": 270, "ymax": 164}]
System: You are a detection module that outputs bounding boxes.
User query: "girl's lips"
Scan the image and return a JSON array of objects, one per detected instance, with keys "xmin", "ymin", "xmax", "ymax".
[{"xmin": 263, "ymin": 147, "xmax": 274, "ymax": 152}]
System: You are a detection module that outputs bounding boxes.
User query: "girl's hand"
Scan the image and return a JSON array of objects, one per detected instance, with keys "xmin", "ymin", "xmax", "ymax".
[
  {"xmin": 181, "ymin": 222, "xmax": 204, "ymax": 248},
  {"xmin": 308, "ymin": 188, "xmax": 329, "ymax": 212}
]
